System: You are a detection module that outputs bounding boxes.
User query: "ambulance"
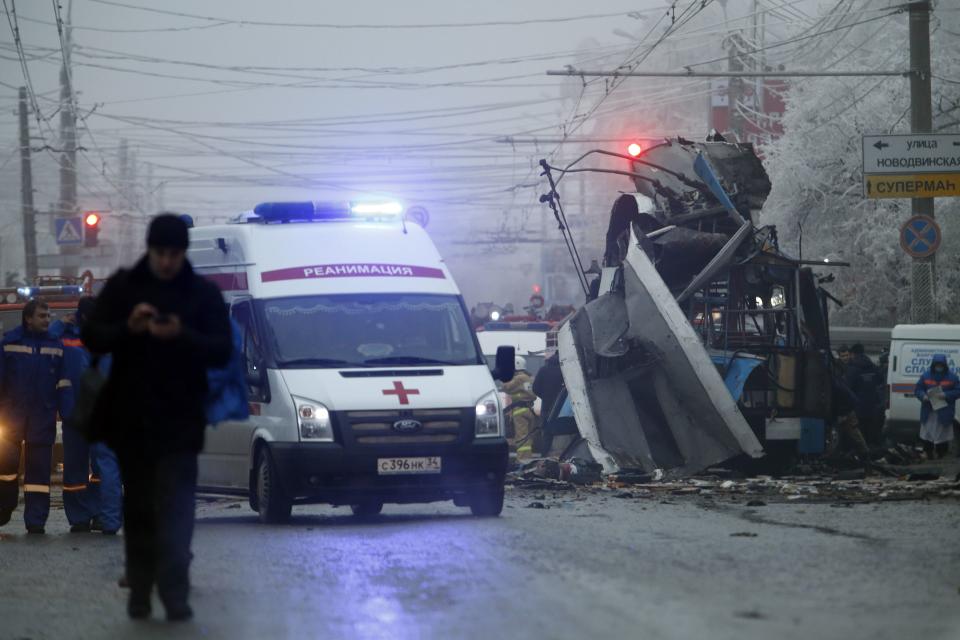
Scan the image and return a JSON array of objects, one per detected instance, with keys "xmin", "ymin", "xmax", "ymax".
[
  {"xmin": 883, "ymin": 323, "xmax": 960, "ymax": 443},
  {"xmin": 189, "ymin": 201, "xmax": 515, "ymax": 522}
]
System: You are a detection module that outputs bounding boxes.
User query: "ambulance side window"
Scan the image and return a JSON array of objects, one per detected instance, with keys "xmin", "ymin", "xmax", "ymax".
[{"xmin": 231, "ymin": 301, "xmax": 268, "ymax": 402}]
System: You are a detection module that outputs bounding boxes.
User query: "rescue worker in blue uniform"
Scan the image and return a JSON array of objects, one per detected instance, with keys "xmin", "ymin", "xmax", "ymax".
[
  {"xmin": 914, "ymin": 354, "xmax": 960, "ymax": 459},
  {"xmin": 51, "ymin": 298, "xmax": 123, "ymax": 534},
  {"xmin": 0, "ymin": 298, "xmax": 73, "ymax": 533}
]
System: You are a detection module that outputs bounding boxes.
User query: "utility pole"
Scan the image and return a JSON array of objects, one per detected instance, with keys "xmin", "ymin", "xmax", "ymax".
[
  {"xmin": 909, "ymin": 1, "xmax": 935, "ymax": 323},
  {"xmin": 18, "ymin": 87, "xmax": 38, "ymax": 282},
  {"xmin": 725, "ymin": 32, "xmax": 748, "ymax": 142},
  {"xmin": 57, "ymin": 0, "xmax": 79, "ymax": 277}
]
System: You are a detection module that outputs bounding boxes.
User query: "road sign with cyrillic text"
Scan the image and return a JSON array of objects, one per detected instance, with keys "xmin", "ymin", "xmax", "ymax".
[
  {"xmin": 865, "ymin": 173, "xmax": 960, "ymax": 199},
  {"xmin": 863, "ymin": 134, "xmax": 960, "ymax": 199},
  {"xmin": 863, "ymin": 134, "xmax": 960, "ymax": 175}
]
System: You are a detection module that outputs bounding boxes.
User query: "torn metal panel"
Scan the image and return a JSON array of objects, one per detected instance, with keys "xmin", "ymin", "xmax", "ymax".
[
  {"xmin": 557, "ymin": 319, "xmax": 622, "ymax": 474},
  {"xmin": 676, "ymin": 220, "xmax": 754, "ymax": 303},
  {"xmin": 559, "ymin": 227, "xmax": 764, "ymax": 476},
  {"xmin": 710, "ymin": 353, "xmax": 765, "ymax": 401},
  {"xmin": 693, "ymin": 152, "xmax": 748, "ymax": 224},
  {"xmin": 582, "ymin": 291, "xmax": 629, "ymax": 357},
  {"xmin": 621, "ymin": 232, "xmax": 765, "ymax": 468},
  {"xmin": 649, "ymin": 227, "xmax": 730, "ymax": 290}
]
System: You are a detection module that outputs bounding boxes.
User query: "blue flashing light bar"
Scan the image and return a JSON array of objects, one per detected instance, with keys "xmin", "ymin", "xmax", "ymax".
[
  {"xmin": 253, "ymin": 201, "xmax": 403, "ymax": 223},
  {"xmin": 16, "ymin": 285, "xmax": 83, "ymax": 299}
]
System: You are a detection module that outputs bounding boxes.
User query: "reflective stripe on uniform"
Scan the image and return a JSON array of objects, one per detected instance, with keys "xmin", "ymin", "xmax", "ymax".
[
  {"xmin": 62, "ymin": 484, "xmax": 87, "ymax": 492},
  {"xmin": 57, "ymin": 379, "xmax": 72, "ymax": 389},
  {"xmin": 61, "ymin": 338, "xmax": 83, "ymax": 348},
  {"xmin": 23, "ymin": 484, "xmax": 50, "ymax": 493},
  {"xmin": 3, "ymin": 345, "xmax": 32, "ymax": 354},
  {"xmin": 40, "ymin": 347, "xmax": 63, "ymax": 357},
  {"xmin": 0, "ymin": 474, "xmax": 18, "ymax": 482},
  {"xmin": 88, "ymin": 475, "xmax": 101, "ymax": 484}
]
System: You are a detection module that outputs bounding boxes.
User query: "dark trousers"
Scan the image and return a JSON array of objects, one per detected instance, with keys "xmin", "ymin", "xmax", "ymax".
[
  {"xmin": 0, "ymin": 438, "xmax": 52, "ymax": 527},
  {"xmin": 922, "ymin": 440, "xmax": 950, "ymax": 459},
  {"xmin": 119, "ymin": 450, "xmax": 198, "ymax": 608},
  {"xmin": 62, "ymin": 426, "xmax": 96, "ymax": 526}
]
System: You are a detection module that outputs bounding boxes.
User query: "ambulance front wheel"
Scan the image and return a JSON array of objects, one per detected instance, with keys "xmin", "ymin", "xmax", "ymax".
[
  {"xmin": 255, "ymin": 448, "xmax": 293, "ymax": 524},
  {"xmin": 469, "ymin": 485, "xmax": 505, "ymax": 517}
]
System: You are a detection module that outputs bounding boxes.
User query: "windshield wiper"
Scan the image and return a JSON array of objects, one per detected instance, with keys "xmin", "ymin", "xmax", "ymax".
[
  {"xmin": 277, "ymin": 357, "xmax": 367, "ymax": 368},
  {"xmin": 363, "ymin": 356, "xmax": 460, "ymax": 366}
]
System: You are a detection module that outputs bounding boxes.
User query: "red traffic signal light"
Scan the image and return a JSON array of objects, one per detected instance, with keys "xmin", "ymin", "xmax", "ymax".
[
  {"xmin": 627, "ymin": 143, "xmax": 643, "ymax": 157},
  {"xmin": 83, "ymin": 211, "xmax": 101, "ymax": 247}
]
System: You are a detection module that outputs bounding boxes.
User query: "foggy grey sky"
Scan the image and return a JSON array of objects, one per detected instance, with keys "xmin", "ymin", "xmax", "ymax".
[
  {"xmin": 2, "ymin": 0, "xmax": 671, "ymax": 219},
  {"xmin": 0, "ymin": 0, "xmax": 854, "ymax": 302}
]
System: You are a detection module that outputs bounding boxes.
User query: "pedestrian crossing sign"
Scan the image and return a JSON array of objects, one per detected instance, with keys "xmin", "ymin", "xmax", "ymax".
[{"xmin": 55, "ymin": 217, "xmax": 83, "ymax": 246}]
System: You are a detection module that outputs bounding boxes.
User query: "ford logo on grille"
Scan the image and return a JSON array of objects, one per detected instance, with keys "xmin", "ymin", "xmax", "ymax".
[{"xmin": 392, "ymin": 419, "xmax": 423, "ymax": 434}]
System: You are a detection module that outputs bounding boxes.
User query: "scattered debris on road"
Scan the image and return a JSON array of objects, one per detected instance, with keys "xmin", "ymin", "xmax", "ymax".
[{"xmin": 506, "ymin": 455, "xmax": 960, "ymax": 505}]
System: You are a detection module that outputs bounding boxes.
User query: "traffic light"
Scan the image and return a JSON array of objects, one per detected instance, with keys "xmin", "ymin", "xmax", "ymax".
[
  {"xmin": 627, "ymin": 142, "xmax": 644, "ymax": 157},
  {"xmin": 83, "ymin": 212, "xmax": 101, "ymax": 247}
]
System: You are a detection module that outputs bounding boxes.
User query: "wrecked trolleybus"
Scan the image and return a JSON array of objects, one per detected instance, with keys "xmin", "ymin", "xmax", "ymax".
[{"xmin": 538, "ymin": 138, "xmax": 842, "ymax": 476}]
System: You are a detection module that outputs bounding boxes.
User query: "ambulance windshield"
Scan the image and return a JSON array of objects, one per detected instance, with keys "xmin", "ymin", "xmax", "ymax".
[{"xmin": 262, "ymin": 293, "xmax": 483, "ymax": 368}]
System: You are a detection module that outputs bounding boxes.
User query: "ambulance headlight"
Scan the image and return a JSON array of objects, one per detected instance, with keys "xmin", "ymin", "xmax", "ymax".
[
  {"xmin": 293, "ymin": 396, "xmax": 333, "ymax": 441},
  {"xmin": 475, "ymin": 391, "xmax": 502, "ymax": 438}
]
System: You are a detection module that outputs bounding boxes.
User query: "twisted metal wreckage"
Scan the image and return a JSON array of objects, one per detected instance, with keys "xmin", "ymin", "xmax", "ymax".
[{"xmin": 539, "ymin": 138, "xmax": 843, "ymax": 478}]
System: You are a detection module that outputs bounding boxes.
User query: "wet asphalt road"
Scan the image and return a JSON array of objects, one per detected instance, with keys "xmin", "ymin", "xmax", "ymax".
[{"xmin": 1, "ymin": 488, "xmax": 959, "ymax": 640}]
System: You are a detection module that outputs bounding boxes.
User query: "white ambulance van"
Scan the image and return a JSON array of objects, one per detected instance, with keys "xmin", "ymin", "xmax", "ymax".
[
  {"xmin": 189, "ymin": 201, "xmax": 515, "ymax": 522},
  {"xmin": 883, "ymin": 323, "xmax": 960, "ymax": 443}
]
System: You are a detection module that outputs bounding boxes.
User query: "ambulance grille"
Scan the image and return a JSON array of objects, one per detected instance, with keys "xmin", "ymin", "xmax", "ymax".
[
  {"xmin": 355, "ymin": 435, "xmax": 458, "ymax": 445},
  {"xmin": 338, "ymin": 409, "xmax": 468, "ymax": 446}
]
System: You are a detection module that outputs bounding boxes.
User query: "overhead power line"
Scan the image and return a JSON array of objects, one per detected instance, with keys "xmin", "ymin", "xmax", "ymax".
[{"xmin": 87, "ymin": 1, "xmax": 662, "ymax": 30}]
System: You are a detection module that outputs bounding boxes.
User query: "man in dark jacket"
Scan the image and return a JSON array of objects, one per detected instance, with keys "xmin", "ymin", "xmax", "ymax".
[
  {"xmin": 830, "ymin": 375, "xmax": 869, "ymax": 456},
  {"xmin": 843, "ymin": 344, "xmax": 882, "ymax": 444},
  {"xmin": 532, "ymin": 352, "xmax": 563, "ymax": 455},
  {"xmin": 83, "ymin": 214, "xmax": 231, "ymax": 622}
]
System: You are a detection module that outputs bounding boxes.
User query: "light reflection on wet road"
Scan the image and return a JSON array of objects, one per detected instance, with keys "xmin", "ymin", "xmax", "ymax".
[{"xmin": 1, "ymin": 491, "xmax": 959, "ymax": 639}]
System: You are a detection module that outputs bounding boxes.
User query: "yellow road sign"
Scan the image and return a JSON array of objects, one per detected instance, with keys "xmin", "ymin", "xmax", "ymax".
[{"xmin": 864, "ymin": 173, "xmax": 960, "ymax": 199}]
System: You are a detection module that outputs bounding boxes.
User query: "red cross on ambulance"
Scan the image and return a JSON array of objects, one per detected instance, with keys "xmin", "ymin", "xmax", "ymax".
[{"xmin": 382, "ymin": 381, "xmax": 420, "ymax": 405}]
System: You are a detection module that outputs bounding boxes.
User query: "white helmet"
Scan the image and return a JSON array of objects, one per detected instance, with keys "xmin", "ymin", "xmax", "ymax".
[{"xmin": 514, "ymin": 355, "xmax": 527, "ymax": 371}]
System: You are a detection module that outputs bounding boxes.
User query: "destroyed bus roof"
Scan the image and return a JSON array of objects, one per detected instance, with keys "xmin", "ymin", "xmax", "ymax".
[{"xmin": 629, "ymin": 138, "xmax": 771, "ymax": 219}]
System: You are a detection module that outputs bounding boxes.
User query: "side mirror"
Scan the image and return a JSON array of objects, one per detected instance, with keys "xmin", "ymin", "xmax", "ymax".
[
  {"xmin": 245, "ymin": 358, "xmax": 266, "ymax": 388},
  {"xmin": 492, "ymin": 346, "xmax": 516, "ymax": 382}
]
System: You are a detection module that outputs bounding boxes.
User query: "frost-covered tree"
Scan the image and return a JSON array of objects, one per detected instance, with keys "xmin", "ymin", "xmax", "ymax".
[{"xmin": 761, "ymin": 2, "xmax": 960, "ymax": 326}]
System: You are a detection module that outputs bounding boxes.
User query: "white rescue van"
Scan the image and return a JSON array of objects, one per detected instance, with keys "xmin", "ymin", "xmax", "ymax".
[
  {"xmin": 884, "ymin": 323, "xmax": 960, "ymax": 442},
  {"xmin": 476, "ymin": 320, "xmax": 553, "ymax": 376},
  {"xmin": 189, "ymin": 201, "xmax": 515, "ymax": 522}
]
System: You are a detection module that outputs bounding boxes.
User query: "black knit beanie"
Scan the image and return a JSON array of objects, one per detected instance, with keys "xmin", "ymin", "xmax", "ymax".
[
  {"xmin": 76, "ymin": 297, "xmax": 96, "ymax": 324},
  {"xmin": 147, "ymin": 213, "xmax": 190, "ymax": 250}
]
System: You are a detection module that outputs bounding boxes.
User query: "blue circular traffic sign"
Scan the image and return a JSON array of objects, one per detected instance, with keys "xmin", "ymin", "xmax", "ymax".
[{"xmin": 900, "ymin": 215, "xmax": 941, "ymax": 258}]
